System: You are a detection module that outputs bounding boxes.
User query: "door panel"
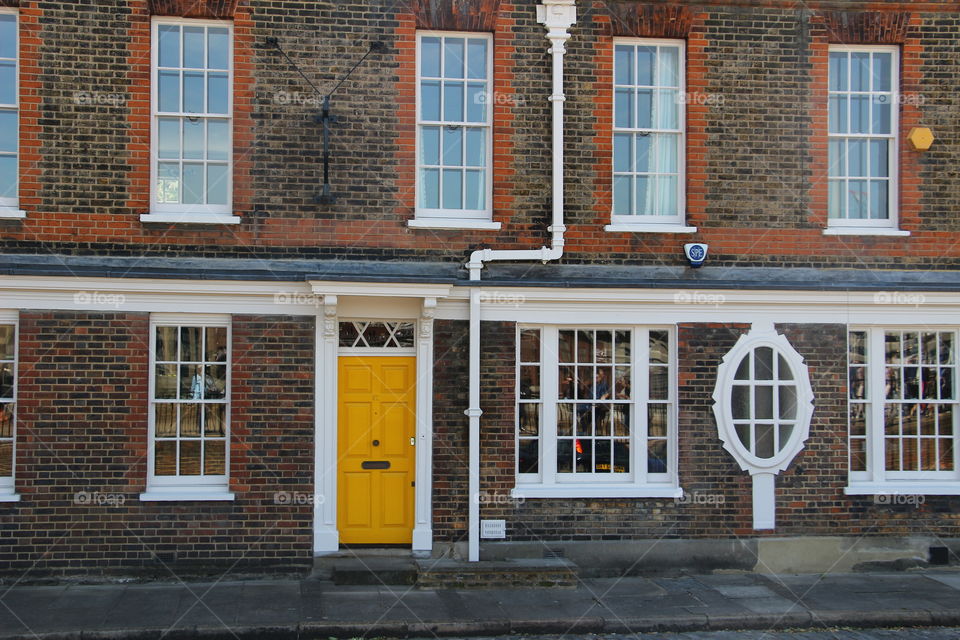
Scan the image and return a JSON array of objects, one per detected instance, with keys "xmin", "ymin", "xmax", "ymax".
[
  {"xmin": 342, "ymin": 472, "xmax": 373, "ymax": 528},
  {"xmin": 381, "ymin": 471, "xmax": 410, "ymax": 526},
  {"xmin": 338, "ymin": 356, "xmax": 416, "ymax": 544},
  {"xmin": 381, "ymin": 404, "xmax": 408, "ymax": 457},
  {"xmin": 381, "ymin": 363, "xmax": 411, "ymax": 391},
  {"xmin": 343, "ymin": 403, "xmax": 373, "ymax": 456}
]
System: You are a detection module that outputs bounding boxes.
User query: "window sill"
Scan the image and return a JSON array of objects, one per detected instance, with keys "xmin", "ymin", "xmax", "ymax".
[
  {"xmin": 604, "ymin": 224, "xmax": 697, "ymax": 234},
  {"xmin": 408, "ymin": 218, "xmax": 502, "ymax": 231},
  {"xmin": 512, "ymin": 485, "xmax": 681, "ymax": 499},
  {"xmin": 141, "ymin": 213, "xmax": 241, "ymax": 225},
  {"xmin": 140, "ymin": 490, "xmax": 235, "ymax": 502},
  {"xmin": 844, "ymin": 483, "xmax": 960, "ymax": 496},
  {"xmin": 0, "ymin": 493, "xmax": 21, "ymax": 503},
  {"xmin": 0, "ymin": 207, "xmax": 26, "ymax": 219},
  {"xmin": 823, "ymin": 227, "xmax": 910, "ymax": 237}
]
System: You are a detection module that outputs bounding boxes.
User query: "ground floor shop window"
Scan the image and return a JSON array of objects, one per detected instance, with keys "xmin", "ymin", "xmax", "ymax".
[
  {"xmin": 848, "ymin": 328, "xmax": 960, "ymax": 494},
  {"xmin": 516, "ymin": 326, "xmax": 678, "ymax": 498}
]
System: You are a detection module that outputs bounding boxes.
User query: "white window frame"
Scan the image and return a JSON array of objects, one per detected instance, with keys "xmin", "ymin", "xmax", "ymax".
[
  {"xmin": 825, "ymin": 45, "xmax": 905, "ymax": 237},
  {"xmin": 606, "ymin": 38, "xmax": 693, "ymax": 235},
  {"xmin": 0, "ymin": 310, "xmax": 19, "ymax": 501},
  {"xmin": 513, "ymin": 325, "xmax": 681, "ymax": 499},
  {"xmin": 142, "ymin": 313, "xmax": 234, "ymax": 501},
  {"xmin": 712, "ymin": 327, "xmax": 814, "ymax": 475},
  {"xmin": 846, "ymin": 327, "xmax": 960, "ymax": 496},
  {"xmin": 142, "ymin": 17, "xmax": 238, "ymax": 225},
  {"xmin": 0, "ymin": 9, "xmax": 24, "ymax": 219},
  {"xmin": 410, "ymin": 30, "xmax": 500, "ymax": 231}
]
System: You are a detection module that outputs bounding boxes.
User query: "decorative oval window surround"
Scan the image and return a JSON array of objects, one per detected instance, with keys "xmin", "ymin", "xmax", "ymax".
[{"xmin": 712, "ymin": 322, "xmax": 814, "ymax": 530}]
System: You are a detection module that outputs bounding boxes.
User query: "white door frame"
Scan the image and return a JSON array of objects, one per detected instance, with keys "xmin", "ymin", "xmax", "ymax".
[{"xmin": 310, "ymin": 284, "xmax": 450, "ymax": 554}]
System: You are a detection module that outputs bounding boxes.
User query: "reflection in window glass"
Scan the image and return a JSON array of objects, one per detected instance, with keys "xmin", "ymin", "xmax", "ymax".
[
  {"xmin": 828, "ymin": 48, "xmax": 896, "ymax": 223},
  {"xmin": 152, "ymin": 321, "xmax": 229, "ymax": 478},
  {"xmin": 0, "ymin": 322, "xmax": 14, "ymax": 481},
  {"xmin": 849, "ymin": 328, "xmax": 960, "ymax": 481},
  {"xmin": 613, "ymin": 41, "xmax": 683, "ymax": 218},
  {"xmin": 153, "ymin": 22, "xmax": 231, "ymax": 211},
  {"xmin": 517, "ymin": 327, "xmax": 674, "ymax": 482},
  {"xmin": 417, "ymin": 32, "xmax": 491, "ymax": 215},
  {"xmin": 879, "ymin": 330, "xmax": 956, "ymax": 472}
]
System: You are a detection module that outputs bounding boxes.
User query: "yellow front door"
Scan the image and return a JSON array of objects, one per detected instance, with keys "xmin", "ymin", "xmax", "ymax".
[{"xmin": 337, "ymin": 356, "xmax": 417, "ymax": 545}]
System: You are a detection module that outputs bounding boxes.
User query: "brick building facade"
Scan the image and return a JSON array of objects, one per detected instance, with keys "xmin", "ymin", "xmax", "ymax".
[{"xmin": 0, "ymin": 0, "xmax": 958, "ymax": 578}]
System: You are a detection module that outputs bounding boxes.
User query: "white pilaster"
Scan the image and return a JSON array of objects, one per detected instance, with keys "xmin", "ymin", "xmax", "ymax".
[
  {"xmin": 314, "ymin": 295, "xmax": 339, "ymax": 554},
  {"xmin": 412, "ymin": 297, "xmax": 436, "ymax": 551},
  {"xmin": 752, "ymin": 472, "xmax": 776, "ymax": 530}
]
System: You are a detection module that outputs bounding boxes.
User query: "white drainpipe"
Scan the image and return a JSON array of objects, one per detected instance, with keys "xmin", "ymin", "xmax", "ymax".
[
  {"xmin": 465, "ymin": 0, "xmax": 577, "ymax": 562},
  {"xmin": 466, "ymin": 0, "xmax": 576, "ymax": 282},
  {"xmin": 467, "ymin": 287, "xmax": 483, "ymax": 561}
]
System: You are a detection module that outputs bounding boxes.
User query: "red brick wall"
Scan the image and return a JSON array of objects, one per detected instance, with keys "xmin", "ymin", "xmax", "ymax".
[
  {"xmin": 477, "ymin": 321, "xmax": 516, "ymax": 524},
  {"xmin": 440, "ymin": 320, "xmax": 960, "ymax": 544},
  {"xmin": 0, "ymin": 312, "xmax": 314, "ymax": 577},
  {"xmin": 431, "ymin": 319, "xmax": 470, "ymax": 543},
  {"xmin": 4, "ymin": 1, "xmax": 958, "ymax": 269}
]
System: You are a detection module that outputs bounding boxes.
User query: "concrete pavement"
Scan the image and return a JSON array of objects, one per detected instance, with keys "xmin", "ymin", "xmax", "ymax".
[{"xmin": 1, "ymin": 569, "xmax": 960, "ymax": 639}]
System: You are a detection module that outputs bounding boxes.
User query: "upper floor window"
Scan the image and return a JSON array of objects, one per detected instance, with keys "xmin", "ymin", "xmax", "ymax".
[
  {"xmin": 0, "ymin": 11, "xmax": 22, "ymax": 219},
  {"xmin": 143, "ymin": 314, "xmax": 233, "ymax": 500},
  {"xmin": 0, "ymin": 313, "xmax": 17, "ymax": 501},
  {"xmin": 146, "ymin": 19, "xmax": 236, "ymax": 224},
  {"xmin": 414, "ymin": 32, "xmax": 493, "ymax": 228},
  {"xmin": 847, "ymin": 328, "xmax": 960, "ymax": 495},
  {"xmin": 828, "ymin": 46, "xmax": 899, "ymax": 233},
  {"xmin": 611, "ymin": 40, "xmax": 686, "ymax": 230},
  {"xmin": 515, "ymin": 326, "xmax": 679, "ymax": 498}
]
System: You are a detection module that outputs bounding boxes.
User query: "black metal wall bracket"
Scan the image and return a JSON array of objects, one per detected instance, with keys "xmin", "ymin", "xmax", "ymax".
[{"xmin": 267, "ymin": 38, "xmax": 386, "ymax": 207}]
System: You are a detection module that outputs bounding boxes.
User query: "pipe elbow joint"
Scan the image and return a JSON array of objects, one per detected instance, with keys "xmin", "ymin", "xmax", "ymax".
[
  {"xmin": 467, "ymin": 249, "xmax": 489, "ymax": 280},
  {"xmin": 468, "ymin": 248, "xmax": 490, "ymax": 265},
  {"xmin": 541, "ymin": 246, "xmax": 563, "ymax": 264}
]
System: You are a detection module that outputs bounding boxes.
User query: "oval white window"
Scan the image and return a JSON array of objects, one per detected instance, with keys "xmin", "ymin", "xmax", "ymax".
[
  {"xmin": 731, "ymin": 346, "xmax": 799, "ymax": 460},
  {"xmin": 713, "ymin": 323, "xmax": 814, "ymax": 475}
]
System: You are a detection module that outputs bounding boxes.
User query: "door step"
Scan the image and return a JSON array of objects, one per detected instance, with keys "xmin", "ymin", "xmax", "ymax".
[
  {"xmin": 314, "ymin": 557, "xmax": 419, "ymax": 585},
  {"xmin": 415, "ymin": 558, "xmax": 579, "ymax": 589},
  {"xmin": 311, "ymin": 556, "xmax": 580, "ymax": 588}
]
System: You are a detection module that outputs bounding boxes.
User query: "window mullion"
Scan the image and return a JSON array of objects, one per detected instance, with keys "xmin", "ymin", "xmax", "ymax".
[
  {"xmin": 542, "ymin": 326, "xmax": 559, "ymax": 485},
  {"xmin": 668, "ymin": 328, "xmax": 678, "ymax": 481},
  {"xmin": 636, "ymin": 328, "xmax": 649, "ymax": 485},
  {"xmin": 869, "ymin": 329, "xmax": 886, "ymax": 483},
  {"xmin": 147, "ymin": 322, "xmax": 158, "ymax": 482}
]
